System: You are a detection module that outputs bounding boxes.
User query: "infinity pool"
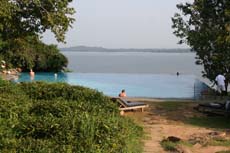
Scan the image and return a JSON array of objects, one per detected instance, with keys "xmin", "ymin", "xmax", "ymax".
[{"xmin": 17, "ymin": 73, "xmax": 207, "ymax": 99}]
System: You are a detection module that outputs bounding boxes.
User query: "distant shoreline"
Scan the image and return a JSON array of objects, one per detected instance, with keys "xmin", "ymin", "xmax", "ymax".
[{"xmin": 60, "ymin": 46, "xmax": 191, "ymax": 53}]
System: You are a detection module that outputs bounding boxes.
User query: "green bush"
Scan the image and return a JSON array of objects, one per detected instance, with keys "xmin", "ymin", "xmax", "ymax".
[{"xmin": 0, "ymin": 80, "xmax": 143, "ymax": 152}]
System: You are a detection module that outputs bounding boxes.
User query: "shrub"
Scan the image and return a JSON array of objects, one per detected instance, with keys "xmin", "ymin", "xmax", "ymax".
[{"xmin": 0, "ymin": 80, "xmax": 143, "ymax": 152}]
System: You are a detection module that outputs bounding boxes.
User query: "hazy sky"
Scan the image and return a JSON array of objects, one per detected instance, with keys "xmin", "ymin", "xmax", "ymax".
[{"xmin": 42, "ymin": 0, "xmax": 192, "ymax": 49}]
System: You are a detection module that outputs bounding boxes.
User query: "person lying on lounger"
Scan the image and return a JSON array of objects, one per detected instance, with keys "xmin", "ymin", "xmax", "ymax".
[{"xmin": 119, "ymin": 89, "xmax": 126, "ymax": 97}]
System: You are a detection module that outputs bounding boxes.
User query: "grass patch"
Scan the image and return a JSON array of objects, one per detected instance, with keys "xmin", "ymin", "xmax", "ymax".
[
  {"xmin": 180, "ymin": 141, "xmax": 194, "ymax": 147},
  {"xmin": 154, "ymin": 101, "xmax": 230, "ymax": 129},
  {"xmin": 216, "ymin": 151, "xmax": 230, "ymax": 153},
  {"xmin": 161, "ymin": 136, "xmax": 230, "ymax": 152},
  {"xmin": 160, "ymin": 140, "xmax": 179, "ymax": 151},
  {"xmin": 160, "ymin": 140, "xmax": 193, "ymax": 152},
  {"xmin": 186, "ymin": 116, "xmax": 230, "ymax": 129},
  {"xmin": 154, "ymin": 101, "xmax": 230, "ymax": 152},
  {"xmin": 208, "ymin": 138, "xmax": 230, "ymax": 147},
  {"xmin": 154, "ymin": 101, "xmax": 192, "ymax": 111}
]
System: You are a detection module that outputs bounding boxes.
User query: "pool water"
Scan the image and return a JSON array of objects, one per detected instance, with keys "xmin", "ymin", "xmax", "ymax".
[{"xmin": 17, "ymin": 72, "xmax": 207, "ymax": 99}]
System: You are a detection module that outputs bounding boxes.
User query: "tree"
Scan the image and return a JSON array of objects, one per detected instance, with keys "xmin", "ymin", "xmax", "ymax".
[
  {"xmin": 6, "ymin": 36, "xmax": 68, "ymax": 72},
  {"xmin": 0, "ymin": 0, "xmax": 75, "ymax": 72},
  {"xmin": 0, "ymin": 0, "xmax": 75, "ymax": 43},
  {"xmin": 172, "ymin": 0, "xmax": 230, "ymax": 90}
]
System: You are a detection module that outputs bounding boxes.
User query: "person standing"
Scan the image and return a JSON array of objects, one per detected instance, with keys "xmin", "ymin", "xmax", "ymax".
[
  {"xmin": 30, "ymin": 69, "xmax": 35, "ymax": 77},
  {"xmin": 30, "ymin": 69, "xmax": 35, "ymax": 81},
  {"xmin": 215, "ymin": 74, "xmax": 226, "ymax": 95}
]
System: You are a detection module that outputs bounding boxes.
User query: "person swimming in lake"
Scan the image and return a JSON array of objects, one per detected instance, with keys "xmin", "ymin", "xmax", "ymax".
[{"xmin": 119, "ymin": 89, "xmax": 127, "ymax": 97}]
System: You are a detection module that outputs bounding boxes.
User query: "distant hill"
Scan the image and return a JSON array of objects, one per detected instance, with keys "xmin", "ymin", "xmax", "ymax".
[
  {"xmin": 60, "ymin": 46, "xmax": 107, "ymax": 51},
  {"xmin": 60, "ymin": 46, "xmax": 191, "ymax": 53}
]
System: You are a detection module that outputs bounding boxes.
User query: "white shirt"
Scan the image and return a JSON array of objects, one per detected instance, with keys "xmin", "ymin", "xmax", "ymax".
[{"xmin": 215, "ymin": 74, "xmax": 225, "ymax": 86}]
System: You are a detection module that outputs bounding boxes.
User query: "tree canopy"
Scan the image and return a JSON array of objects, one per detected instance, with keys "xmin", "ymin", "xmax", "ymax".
[
  {"xmin": 4, "ymin": 36, "xmax": 68, "ymax": 72},
  {"xmin": 172, "ymin": 0, "xmax": 230, "ymax": 87},
  {"xmin": 0, "ymin": 0, "xmax": 75, "ymax": 43},
  {"xmin": 0, "ymin": 0, "xmax": 75, "ymax": 72}
]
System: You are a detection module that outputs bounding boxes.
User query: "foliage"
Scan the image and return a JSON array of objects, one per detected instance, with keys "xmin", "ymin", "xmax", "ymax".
[
  {"xmin": 2, "ymin": 36, "xmax": 68, "ymax": 72},
  {"xmin": 0, "ymin": 0, "xmax": 75, "ymax": 43},
  {"xmin": 172, "ymin": 0, "xmax": 230, "ymax": 88},
  {"xmin": 0, "ymin": 80, "xmax": 143, "ymax": 152},
  {"xmin": 0, "ymin": 0, "xmax": 74, "ymax": 72}
]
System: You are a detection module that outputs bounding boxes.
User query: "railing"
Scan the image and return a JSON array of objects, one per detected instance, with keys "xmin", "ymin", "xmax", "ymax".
[
  {"xmin": 194, "ymin": 79, "xmax": 212, "ymax": 100},
  {"xmin": 193, "ymin": 79, "xmax": 229, "ymax": 100}
]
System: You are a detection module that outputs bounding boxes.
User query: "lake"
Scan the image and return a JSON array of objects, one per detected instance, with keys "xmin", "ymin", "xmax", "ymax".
[{"xmin": 62, "ymin": 51, "xmax": 203, "ymax": 78}]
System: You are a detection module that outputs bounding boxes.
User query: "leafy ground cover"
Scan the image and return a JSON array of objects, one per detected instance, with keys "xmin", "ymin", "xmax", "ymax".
[{"xmin": 0, "ymin": 80, "xmax": 143, "ymax": 153}]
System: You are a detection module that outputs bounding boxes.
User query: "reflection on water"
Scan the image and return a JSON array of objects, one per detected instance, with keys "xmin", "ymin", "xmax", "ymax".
[{"xmin": 17, "ymin": 72, "xmax": 207, "ymax": 99}]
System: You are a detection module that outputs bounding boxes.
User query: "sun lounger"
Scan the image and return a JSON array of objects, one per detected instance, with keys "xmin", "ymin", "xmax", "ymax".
[
  {"xmin": 111, "ymin": 97, "xmax": 149, "ymax": 112},
  {"xmin": 194, "ymin": 101, "xmax": 230, "ymax": 116}
]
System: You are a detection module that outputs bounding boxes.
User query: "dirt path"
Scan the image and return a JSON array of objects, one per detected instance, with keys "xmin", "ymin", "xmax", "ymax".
[{"xmin": 126, "ymin": 101, "xmax": 230, "ymax": 153}]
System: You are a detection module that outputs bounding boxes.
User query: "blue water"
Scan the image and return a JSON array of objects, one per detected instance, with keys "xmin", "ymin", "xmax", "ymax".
[{"xmin": 17, "ymin": 72, "xmax": 206, "ymax": 99}]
